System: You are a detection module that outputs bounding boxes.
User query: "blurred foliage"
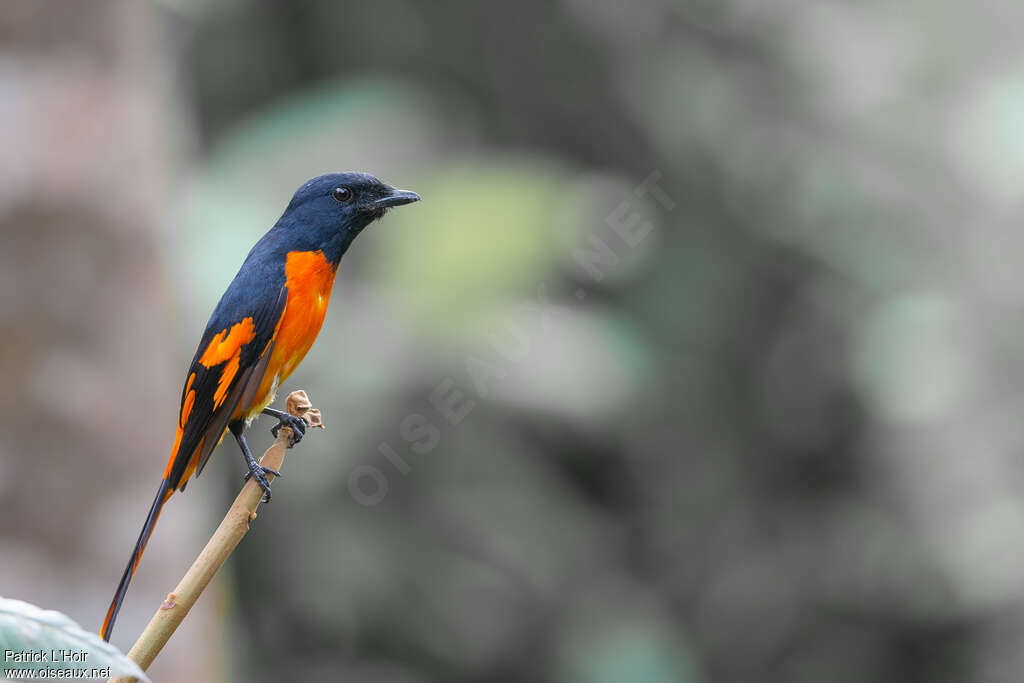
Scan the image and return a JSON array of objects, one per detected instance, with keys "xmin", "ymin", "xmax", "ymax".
[{"xmin": 160, "ymin": 1, "xmax": 1024, "ymax": 682}]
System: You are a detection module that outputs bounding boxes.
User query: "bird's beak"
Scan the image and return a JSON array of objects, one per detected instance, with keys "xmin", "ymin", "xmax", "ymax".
[{"xmin": 372, "ymin": 188, "xmax": 421, "ymax": 209}]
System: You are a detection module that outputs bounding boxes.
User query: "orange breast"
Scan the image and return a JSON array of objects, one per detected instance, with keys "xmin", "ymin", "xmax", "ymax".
[{"xmin": 236, "ymin": 249, "xmax": 337, "ymax": 420}]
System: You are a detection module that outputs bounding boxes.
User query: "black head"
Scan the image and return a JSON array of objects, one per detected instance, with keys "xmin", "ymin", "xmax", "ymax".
[{"xmin": 276, "ymin": 172, "xmax": 420, "ymax": 262}]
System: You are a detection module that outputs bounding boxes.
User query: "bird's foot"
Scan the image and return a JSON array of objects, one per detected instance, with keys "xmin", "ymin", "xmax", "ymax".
[
  {"xmin": 243, "ymin": 465, "xmax": 282, "ymax": 482},
  {"xmin": 244, "ymin": 464, "xmax": 281, "ymax": 503},
  {"xmin": 269, "ymin": 412, "xmax": 307, "ymax": 447}
]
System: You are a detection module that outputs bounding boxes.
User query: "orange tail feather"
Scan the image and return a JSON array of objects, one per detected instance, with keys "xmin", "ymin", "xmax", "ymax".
[{"xmin": 100, "ymin": 478, "xmax": 173, "ymax": 641}]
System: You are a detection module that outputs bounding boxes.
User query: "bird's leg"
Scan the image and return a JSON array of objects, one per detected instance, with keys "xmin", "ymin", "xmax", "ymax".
[
  {"xmin": 261, "ymin": 407, "xmax": 307, "ymax": 447},
  {"xmin": 230, "ymin": 422, "xmax": 281, "ymax": 502}
]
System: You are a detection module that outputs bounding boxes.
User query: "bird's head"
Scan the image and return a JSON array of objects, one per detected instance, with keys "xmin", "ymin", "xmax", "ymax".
[{"xmin": 277, "ymin": 172, "xmax": 420, "ymax": 259}]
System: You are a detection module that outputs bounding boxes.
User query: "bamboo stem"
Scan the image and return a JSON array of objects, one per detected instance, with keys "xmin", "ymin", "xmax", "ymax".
[{"xmin": 109, "ymin": 390, "xmax": 323, "ymax": 682}]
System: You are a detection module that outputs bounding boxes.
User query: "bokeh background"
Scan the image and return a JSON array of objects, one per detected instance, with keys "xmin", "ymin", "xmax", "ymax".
[{"xmin": 2, "ymin": 1, "xmax": 1024, "ymax": 681}]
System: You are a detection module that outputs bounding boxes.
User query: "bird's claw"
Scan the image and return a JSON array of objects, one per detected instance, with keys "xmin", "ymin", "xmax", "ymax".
[
  {"xmin": 244, "ymin": 464, "xmax": 280, "ymax": 502},
  {"xmin": 242, "ymin": 466, "xmax": 282, "ymax": 482},
  {"xmin": 270, "ymin": 413, "xmax": 307, "ymax": 447}
]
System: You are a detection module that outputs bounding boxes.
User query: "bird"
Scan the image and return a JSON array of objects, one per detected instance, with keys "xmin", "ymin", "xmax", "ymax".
[{"xmin": 100, "ymin": 172, "xmax": 420, "ymax": 642}]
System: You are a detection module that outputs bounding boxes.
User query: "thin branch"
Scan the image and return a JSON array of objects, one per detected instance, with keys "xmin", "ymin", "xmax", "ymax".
[{"xmin": 109, "ymin": 390, "xmax": 324, "ymax": 683}]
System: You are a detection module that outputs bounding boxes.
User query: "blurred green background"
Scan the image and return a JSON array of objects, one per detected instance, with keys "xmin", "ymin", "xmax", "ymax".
[{"xmin": 2, "ymin": 1, "xmax": 1024, "ymax": 682}]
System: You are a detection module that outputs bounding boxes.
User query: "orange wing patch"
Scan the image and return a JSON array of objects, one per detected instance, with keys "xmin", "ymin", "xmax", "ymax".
[
  {"xmin": 198, "ymin": 318, "xmax": 256, "ymax": 368},
  {"xmin": 165, "ymin": 372, "xmax": 196, "ymax": 480},
  {"xmin": 180, "ymin": 373, "xmax": 196, "ymax": 427},
  {"xmin": 214, "ymin": 354, "xmax": 241, "ymax": 408}
]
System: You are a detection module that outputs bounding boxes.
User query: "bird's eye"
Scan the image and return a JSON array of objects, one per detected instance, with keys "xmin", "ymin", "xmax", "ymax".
[{"xmin": 332, "ymin": 186, "xmax": 352, "ymax": 203}]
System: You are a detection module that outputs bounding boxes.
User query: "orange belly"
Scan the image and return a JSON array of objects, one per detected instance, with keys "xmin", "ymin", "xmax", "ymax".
[{"xmin": 235, "ymin": 249, "xmax": 337, "ymax": 421}]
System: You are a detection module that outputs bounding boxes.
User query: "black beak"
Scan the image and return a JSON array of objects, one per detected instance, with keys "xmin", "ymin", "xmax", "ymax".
[{"xmin": 373, "ymin": 188, "xmax": 421, "ymax": 209}]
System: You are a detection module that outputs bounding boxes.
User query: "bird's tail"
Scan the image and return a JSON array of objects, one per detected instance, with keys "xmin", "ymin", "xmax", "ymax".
[{"xmin": 100, "ymin": 478, "xmax": 173, "ymax": 642}]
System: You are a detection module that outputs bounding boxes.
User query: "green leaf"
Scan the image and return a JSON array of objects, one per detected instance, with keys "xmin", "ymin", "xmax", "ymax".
[{"xmin": 0, "ymin": 597, "xmax": 150, "ymax": 682}]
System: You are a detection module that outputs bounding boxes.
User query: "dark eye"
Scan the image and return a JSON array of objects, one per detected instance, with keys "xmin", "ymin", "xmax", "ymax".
[{"xmin": 332, "ymin": 186, "xmax": 352, "ymax": 203}]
